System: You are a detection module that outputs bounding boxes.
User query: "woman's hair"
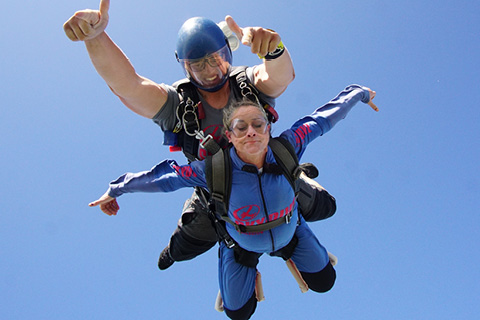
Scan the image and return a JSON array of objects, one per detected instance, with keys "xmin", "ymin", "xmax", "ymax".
[{"xmin": 223, "ymin": 99, "xmax": 269, "ymax": 131}]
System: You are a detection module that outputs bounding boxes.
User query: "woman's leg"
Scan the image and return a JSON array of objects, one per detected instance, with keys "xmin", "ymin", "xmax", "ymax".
[
  {"xmin": 290, "ymin": 219, "xmax": 336, "ymax": 293},
  {"xmin": 218, "ymin": 242, "xmax": 258, "ymax": 319}
]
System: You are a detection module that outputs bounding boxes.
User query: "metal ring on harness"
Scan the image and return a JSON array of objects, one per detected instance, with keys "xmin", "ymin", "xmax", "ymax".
[
  {"xmin": 238, "ymin": 81, "xmax": 278, "ymax": 123},
  {"xmin": 239, "ymin": 81, "xmax": 262, "ymax": 106},
  {"xmin": 182, "ymin": 98, "xmax": 200, "ymax": 137},
  {"xmin": 177, "ymin": 97, "xmax": 221, "ymax": 155}
]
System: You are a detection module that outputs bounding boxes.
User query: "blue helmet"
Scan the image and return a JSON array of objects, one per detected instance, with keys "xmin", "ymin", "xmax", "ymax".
[{"xmin": 176, "ymin": 17, "xmax": 233, "ymax": 92}]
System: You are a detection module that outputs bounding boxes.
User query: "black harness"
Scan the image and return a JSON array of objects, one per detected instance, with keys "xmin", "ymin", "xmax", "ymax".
[
  {"xmin": 204, "ymin": 137, "xmax": 317, "ymax": 267},
  {"xmin": 166, "ymin": 66, "xmax": 279, "ymax": 162},
  {"xmin": 206, "ymin": 137, "xmax": 303, "ymax": 235},
  {"xmin": 166, "ymin": 67, "xmax": 302, "ymax": 267}
]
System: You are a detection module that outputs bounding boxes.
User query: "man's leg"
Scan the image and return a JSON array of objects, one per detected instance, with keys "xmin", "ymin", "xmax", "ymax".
[{"xmin": 158, "ymin": 189, "xmax": 218, "ymax": 270}]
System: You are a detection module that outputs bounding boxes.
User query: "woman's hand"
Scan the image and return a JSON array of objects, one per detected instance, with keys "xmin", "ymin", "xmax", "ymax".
[
  {"xmin": 366, "ymin": 88, "xmax": 378, "ymax": 112},
  {"xmin": 89, "ymin": 192, "xmax": 119, "ymax": 216}
]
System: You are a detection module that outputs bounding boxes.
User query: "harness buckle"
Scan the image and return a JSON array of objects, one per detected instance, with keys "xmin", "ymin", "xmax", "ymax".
[
  {"xmin": 285, "ymin": 211, "xmax": 292, "ymax": 224},
  {"xmin": 224, "ymin": 237, "xmax": 235, "ymax": 249},
  {"xmin": 234, "ymin": 224, "xmax": 247, "ymax": 233},
  {"xmin": 197, "ymin": 131, "xmax": 215, "ymax": 149}
]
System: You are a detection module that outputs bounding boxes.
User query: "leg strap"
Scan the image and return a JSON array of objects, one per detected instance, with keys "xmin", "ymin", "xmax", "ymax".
[
  {"xmin": 286, "ymin": 259, "xmax": 309, "ymax": 293},
  {"xmin": 215, "ymin": 270, "xmax": 265, "ymax": 313},
  {"xmin": 255, "ymin": 271, "xmax": 265, "ymax": 301}
]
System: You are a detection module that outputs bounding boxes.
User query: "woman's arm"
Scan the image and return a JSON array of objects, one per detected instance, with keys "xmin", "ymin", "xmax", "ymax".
[
  {"xmin": 307, "ymin": 84, "xmax": 376, "ymax": 130},
  {"xmin": 89, "ymin": 160, "xmax": 207, "ymax": 215},
  {"xmin": 282, "ymin": 85, "xmax": 377, "ymax": 158}
]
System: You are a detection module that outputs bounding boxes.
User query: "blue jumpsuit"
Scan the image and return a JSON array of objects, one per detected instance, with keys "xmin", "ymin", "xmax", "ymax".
[{"xmin": 107, "ymin": 85, "xmax": 372, "ymax": 311}]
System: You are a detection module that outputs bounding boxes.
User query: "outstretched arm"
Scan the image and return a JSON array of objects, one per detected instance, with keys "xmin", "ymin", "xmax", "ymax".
[
  {"xmin": 88, "ymin": 160, "xmax": 207, "ymax": 215},
  {"xmin": 310, "ymin": 85, "xmax": 377, "ymax": 130},
  {"xmin": 226, "ymin": 16, "xmax": 295, "ymax": 98},
  {"xmin": 63, "ymin": 0, "xmax": 167, "ymax": 118},
  {"xmin": 284, "ymin": 85, "xmax": 378, "ymax": 158}
]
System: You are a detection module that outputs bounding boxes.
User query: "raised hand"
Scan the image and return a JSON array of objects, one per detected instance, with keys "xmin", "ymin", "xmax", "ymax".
[
  {"xmin": 225, "ymin": 15, "xmax": 282, "ymax": 58},
  {"xmin": 63, "ymin": 0, "xmax": 110, "ymax": 41}
]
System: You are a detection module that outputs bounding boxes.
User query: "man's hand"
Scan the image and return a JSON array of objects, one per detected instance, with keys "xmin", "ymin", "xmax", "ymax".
[
  {"xmin": 63, "ymin": 0, "xmax": 110, "ymax": 41},
  {"xmin": 225, "ymin": 15, "xmax": 282, "ymax": 58},
  {"xmin": 89, "ymin": 191, "xmax": 119, "ymax": 216}
]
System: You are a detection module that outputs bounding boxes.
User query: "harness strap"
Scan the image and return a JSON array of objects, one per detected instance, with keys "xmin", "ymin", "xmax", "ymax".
[
  {"xmin": 209, "ymin": 149, "xmax": 230, "ymax": 210},
  {"xmin": 195, "ymin": 186, "xmax": 236, "ymax": 249},
  {"xmin": 268, "ymin": 137, "xmax": 302, "ymax": 190},
  {"xmin": 174, "ymin": 86, "xmax": 201, "ymax": 161},
  {"xmin": 205, "ymin": 150, "xmax": 235, "ymax": 248},
  {"xmin": 207, "ymin": 137, "xmax": 306, "ymax": 235},
  {"xmin": 223, "ymin": 210, "xmax": 293, "ymax": 233},
  {"xmin": 170, "ymin": 66, "xmax": 279, "ymax": 161},
  {"xmin": 195, "ymin": 130, "xmax": 221, "ymax": 155},
  {"xmin": 286, "ymin": 259, "xmax": 309, "ymax": 293},
  {"xmin": 233, "ymin": 68, "xmax": 279, "ymax": 123}
]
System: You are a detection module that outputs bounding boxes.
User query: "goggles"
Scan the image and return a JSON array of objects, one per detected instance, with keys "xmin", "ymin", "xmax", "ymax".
[
  {"xmin": 230, "ymin": 117, "xmax": 268, "ymax": 137},
  {"xmin": 179, "ymin": 45, "xmax": 231, "ymax": 73}
]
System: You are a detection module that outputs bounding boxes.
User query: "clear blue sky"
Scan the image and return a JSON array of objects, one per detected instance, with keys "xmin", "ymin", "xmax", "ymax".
[{"xmin": 1, "ymin": 1, "xmax": 479, "ymax": 319}]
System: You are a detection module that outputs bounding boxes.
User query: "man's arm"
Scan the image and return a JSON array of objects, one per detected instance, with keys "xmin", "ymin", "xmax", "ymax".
[
  {"xmin": 63, "ymin": 0, "xmax": 167, "ymax": 118},
  {"xmin": 253, "ymin": 50, "xmax": 295, "ymax": 98},
  {"xmin": 226, "ymin": 16, "xmax": 295, "ymax": 98}
]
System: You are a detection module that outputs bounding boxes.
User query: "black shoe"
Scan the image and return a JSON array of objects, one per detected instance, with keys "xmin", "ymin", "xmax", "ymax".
[{"xmin": 158, "ymin": 246, "xmax": 175, "ymax": 270}]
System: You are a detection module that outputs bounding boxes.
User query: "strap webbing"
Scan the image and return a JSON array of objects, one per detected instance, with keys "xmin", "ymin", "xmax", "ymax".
[{"xmin": 268, "ymin": 137, "xmax": 300, "ymax": 191}]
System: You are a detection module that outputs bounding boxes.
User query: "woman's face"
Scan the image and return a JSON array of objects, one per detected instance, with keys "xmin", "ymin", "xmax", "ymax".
[{"xmin": 225, "ymin": 106, "xmax": 270, "ymax": 160}]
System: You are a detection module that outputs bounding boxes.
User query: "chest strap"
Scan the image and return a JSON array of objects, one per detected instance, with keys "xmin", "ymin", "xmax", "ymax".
[{"xmin": 224, "ymin": 210, "xmax": 293, "ymax": 234}]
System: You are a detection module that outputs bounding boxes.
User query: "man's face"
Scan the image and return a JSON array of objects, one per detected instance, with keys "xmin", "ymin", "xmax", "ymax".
[{"xmin": 185, "ymin": 52, "xmax": 230, "ymax": 89}]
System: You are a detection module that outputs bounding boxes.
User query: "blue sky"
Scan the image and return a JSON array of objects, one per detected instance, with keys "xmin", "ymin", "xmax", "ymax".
[{"xmin": 1, "ymin": 0, "xmax": 479, "ymax": 319}]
